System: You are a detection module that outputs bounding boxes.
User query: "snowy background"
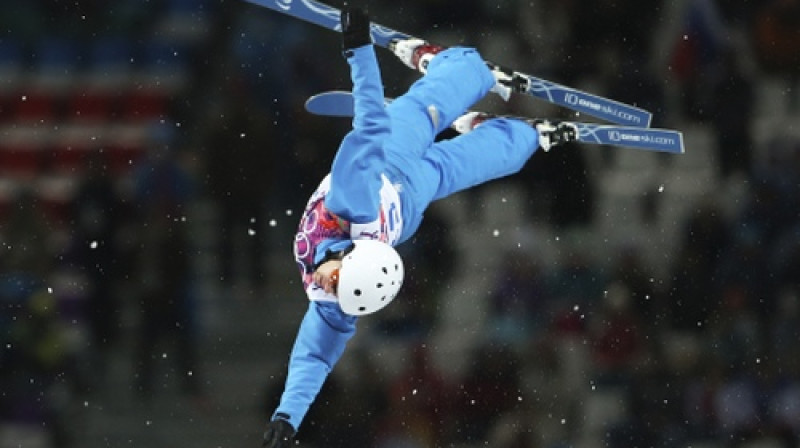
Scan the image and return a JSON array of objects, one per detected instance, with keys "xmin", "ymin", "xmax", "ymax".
[{"xmin": 1, "ymin": 0, "xmax": 800, "ymax": 447}]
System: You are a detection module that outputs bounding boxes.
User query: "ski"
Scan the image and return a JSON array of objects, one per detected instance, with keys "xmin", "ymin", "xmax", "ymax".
[
  {"xmin": 241, "ymin": 0, "xmax": 653, "ymax": 128},
  {"xmin": 305, "ymin": 91, "xmax": 684, "ymax": 154}
]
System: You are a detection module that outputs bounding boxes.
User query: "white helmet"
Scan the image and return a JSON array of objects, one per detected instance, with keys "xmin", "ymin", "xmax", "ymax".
[{"xmin": 337, "ymin": 240, "xmax": 404, "ymax": 316}]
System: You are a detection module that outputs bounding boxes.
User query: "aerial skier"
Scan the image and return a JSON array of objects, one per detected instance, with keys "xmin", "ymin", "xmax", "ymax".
[{"xmin": 261, "ymin": 7, "xmax": 577, "ymax": 447}]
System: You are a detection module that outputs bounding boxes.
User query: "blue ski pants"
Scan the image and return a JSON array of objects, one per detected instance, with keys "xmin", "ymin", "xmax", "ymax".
[{"xmin": 382, "ymin": 47, "xmax": 540, "ymax": 241}]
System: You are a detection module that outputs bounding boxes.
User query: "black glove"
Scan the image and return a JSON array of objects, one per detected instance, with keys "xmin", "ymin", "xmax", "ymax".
[
  {"xmin": 262, "ymin": 417, "xmax": 296, "ymax": 448},
  {"xmin": 341, "ymin": 7, "xmax": 371, "ymax": 51}
]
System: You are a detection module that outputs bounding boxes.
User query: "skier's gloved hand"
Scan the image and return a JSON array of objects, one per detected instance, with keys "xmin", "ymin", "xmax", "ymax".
[
  {"xmin": 341, "ymin": 7, "xmax": 371, "ymax": 52},
  {"xmin": 262, "ymin": 417, "xmax": 296, "ymax": 448}
]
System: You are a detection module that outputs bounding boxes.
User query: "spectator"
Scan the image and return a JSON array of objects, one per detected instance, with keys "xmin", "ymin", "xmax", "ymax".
[
  {"xmin": 608, "ymin": 244, "xmax": 660, "ymax": 325},
  {"xmin": 549, "ymin": 244, "xmax": 606, "ymax": 310},
  {"xmin": 767, "ymin": 359, "xmax": 800, "ymax": 447},
  {"xmin": 0, "ymin": 189, "xmax": 54, "ymax": 278},
  {"xmin": 665, "ymin": 0, "xmax": 727, "ymax": 120},
  {"xmin": 588, "ymin": 281, "xmax": 646, "ymax": 386},
  {"xmin": 68, "ymin": 153, "xmax": 126, "ymax": 381},
  {"xmin": 709, "ymin": 49, "xmax": 755, "ymax": 179},
  {"xmin": 204, "ymin": 93, "xmax": 273, "ymax": 292},
  {"xmin": 382, "ymin": 344, "xmax": 452, "ymax": 445},
  {"xmin": 373, "ymin": 358, "xmax": 443, "ymax": 447},
  {"xmin": 668, "ymin": 201, "xmax": 731, "ymax": 331},
  {"xmin": 712, "ymin": 366, "xmax": 761, "ymax": 443},
  {"xmin": 682, "ymin": 359, "xmax": 724, "ymax": 441},
  {"xmin": 486, "ymin": 248, "xmax": 551, "ymax": 346},
  {"xmin": 754, "ymin": 0, "xmax": 800, "ymax": 84},
  {"xmin": 452, "ymin": 344, "xmax": 523, "ymax": 443},
  {"xmin": 3, "ymin": 288, "xmax": 82, "ymax": 447},
  {"xmin": 768, "ymin": 287, "xmax": 800, "ymax": 379},
  {"xmin": 130, "ymin": 137, "xmax": 203, "ymax": 401},
  {"xmin": 706, "ymin": 284, "xmax": 763, "ymax": 370}
]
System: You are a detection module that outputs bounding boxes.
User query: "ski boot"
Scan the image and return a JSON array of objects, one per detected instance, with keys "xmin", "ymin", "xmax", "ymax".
[
  {"xmin": 485, "ymin": 63, "xmax": 530, "ymax": 101},
  {"xmin": 528, "ymin": 119, "xmax": 578, "ymax": 151},
  {"xmin": 451, "ymin": 111, "xmax": 492, "ymax": 134},
  {"xmin": 389, "ymin": 38, "xmax": 444, "ymax": 73}
]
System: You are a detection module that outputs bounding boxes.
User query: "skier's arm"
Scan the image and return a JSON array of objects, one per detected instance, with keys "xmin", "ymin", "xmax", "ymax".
[
  {"xmin": 325, "ymin": 8, "xmax": 389, "ymax": 224},
  {"xmin": 271, "ymin": 301, "xmax": 357, "ymax": 431}
]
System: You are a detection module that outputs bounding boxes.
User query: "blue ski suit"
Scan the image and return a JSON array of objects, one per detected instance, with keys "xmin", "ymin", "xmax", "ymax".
[{"xmin": 274, "ymin": 43, "xmax": 541, "ymax": 431}]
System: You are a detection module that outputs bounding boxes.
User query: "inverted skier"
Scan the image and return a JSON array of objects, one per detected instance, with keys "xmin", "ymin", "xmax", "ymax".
[{"xmin": 261, "ymin": 7, "xmax": 577, "ymax": 447}]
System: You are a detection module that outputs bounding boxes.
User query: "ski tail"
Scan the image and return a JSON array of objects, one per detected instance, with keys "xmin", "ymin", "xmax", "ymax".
[
  {"xmin": 242, "ymin": 0, "xmax": 653, "ymax": 127},
  {"xmin": 304, "ymin": 90, "xmax": 361, "ymax": 117},
  {"xmin": 304, "ymin": 91, "xmax": 684, "ymax": 154}
]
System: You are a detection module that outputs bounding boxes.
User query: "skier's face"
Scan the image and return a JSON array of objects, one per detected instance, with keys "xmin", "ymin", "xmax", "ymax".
[{"xmin": 313, "ymin": 259, "xmax": 343, "ymax": 295}]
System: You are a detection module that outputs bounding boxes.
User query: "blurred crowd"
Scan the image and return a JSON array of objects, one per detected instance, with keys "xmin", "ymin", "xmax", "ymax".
[{"xmin": 1, "ymin": 0, "xmax": 799, "ymax": 447}]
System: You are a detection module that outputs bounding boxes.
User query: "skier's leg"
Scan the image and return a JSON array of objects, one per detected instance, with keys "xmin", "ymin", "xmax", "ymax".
[
  {"xmin": 385, "ymin": 117, "xmax": 537, "ymax": 241},
  {"xmin": 387, "ymin": 116, "xmax": 577, "ymax": 240},
  {"xmin": 419, "ymin": 118, "xmax": 540, "ymax": 203},
  {"xmin": 390, "ymin": 39, "xmax": 516, "ymax": 100},
  {"xmin": 384, "ymin": 47, "xmax": 496, "ymax": 158}
]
